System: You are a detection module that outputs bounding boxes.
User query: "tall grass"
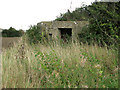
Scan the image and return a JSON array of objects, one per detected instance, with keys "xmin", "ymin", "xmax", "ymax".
[{"xmin": 2, "ymin": 37, "xmax": 118, "ymax": 88}]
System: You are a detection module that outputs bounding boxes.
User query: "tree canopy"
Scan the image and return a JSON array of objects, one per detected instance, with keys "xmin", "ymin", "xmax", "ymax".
[{"xmin": 2, "ymin": 27, "xmax": 24, "ymax": 37}]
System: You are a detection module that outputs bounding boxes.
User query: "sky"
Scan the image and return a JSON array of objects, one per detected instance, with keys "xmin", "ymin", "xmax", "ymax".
[{"xmin": 0, "ymin": 0, "xmax": 95, "ymax": 30}]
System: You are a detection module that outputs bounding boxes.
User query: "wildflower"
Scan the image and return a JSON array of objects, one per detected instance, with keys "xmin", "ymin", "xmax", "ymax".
[
  {"xmin": 95, "ymin": 64, "xmax": 101, "ymax": 69},
  {"xmin": 80, "ymin": 54, "xmax": 84, "ymax": 59},
  {"xmin": 38, "ymin": 55, "xmax": 40, "ymax": 57}
]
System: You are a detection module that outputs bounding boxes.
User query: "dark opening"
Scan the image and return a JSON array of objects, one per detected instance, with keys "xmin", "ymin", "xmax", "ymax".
[
  {"xmin": 49, "ymin": 33, "xmax": 52, "ymax": 40},
  {"xmin": 58, "ymin": 28, "xmax": 72, "ymax": 42},
  {"xmin": 49, "ymin": 33, "xmax": 52, "ymax": 36}
]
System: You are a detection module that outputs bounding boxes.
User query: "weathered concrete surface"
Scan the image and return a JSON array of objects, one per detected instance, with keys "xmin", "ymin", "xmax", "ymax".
[{"xmin": 37, "ymin": 21, "xmax": 89, "ymax": 41}]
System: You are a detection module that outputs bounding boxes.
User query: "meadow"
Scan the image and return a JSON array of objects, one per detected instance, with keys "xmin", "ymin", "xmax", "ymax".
[{"xmin": 1, "ymin": 36, "xmax": 118, "ymax": 88}]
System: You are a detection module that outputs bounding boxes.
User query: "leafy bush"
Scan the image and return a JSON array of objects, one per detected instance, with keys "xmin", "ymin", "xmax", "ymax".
[
  {"xmin": 85, "ymin": 2, "xmax": 120, "ymax": 47},
  {"xmin": 55, "ymin": 2, "xmax": 120, "ymax": 47},
  {"xmin": 26, "ymin": 25, "xmax": 48, "ymax": 44}
]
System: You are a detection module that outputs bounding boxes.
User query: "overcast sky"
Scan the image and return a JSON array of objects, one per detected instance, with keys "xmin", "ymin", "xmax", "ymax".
[{"xmin": 0, "ymin": 0, "xmax": 95, "ymax": 30}]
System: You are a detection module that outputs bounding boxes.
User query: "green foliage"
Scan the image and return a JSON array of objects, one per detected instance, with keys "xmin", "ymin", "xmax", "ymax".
[
  {"xmin": 86, "ymin": 2, "xmax": 120, "ymax": 47},
  {"xmin": 32, "ymin": 48, "xmax": 118, "ymax": 88},
  {"xmin": 55, "ymin": 8, "xmax": 89, "ymax": 21},
  {"xmin": 26, "ymin": 25, "xmax": 48, "ymax": 44},
  {"xmin": 2, "ymin": 27, "xmax": 24, "ymax": 37},
  {"xmin": 55, "ymin": 2, "xmax": 120, "ymax": 47},
  {"xmin": 2, "ymin": 38, "xmax": 118, "ymax": 88}
]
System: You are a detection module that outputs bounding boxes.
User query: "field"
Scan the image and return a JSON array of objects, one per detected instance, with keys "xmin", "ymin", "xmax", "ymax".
[
  {"xmin": 1, "ymin": 37, "xmax": 118, "ymax": 88},
  {"xmin": 2, "ymin": 37, "xmax": 21, "ymax": 49}
]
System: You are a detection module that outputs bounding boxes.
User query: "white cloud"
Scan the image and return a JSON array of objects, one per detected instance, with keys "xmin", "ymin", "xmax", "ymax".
[{"xmin": 0, "ymin": 0, "xmax": 94, "ymax": 30}]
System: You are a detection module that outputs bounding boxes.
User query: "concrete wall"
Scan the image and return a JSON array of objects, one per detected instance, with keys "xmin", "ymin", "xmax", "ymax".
[{"xmin": 37, "ymin": 21, "xmax": 89, "ymax": 41}]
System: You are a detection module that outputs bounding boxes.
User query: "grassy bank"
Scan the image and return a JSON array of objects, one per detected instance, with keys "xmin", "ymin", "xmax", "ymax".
[{"xmin": 2, "ymin": 37, "xmax": 118, "ymax": 88}]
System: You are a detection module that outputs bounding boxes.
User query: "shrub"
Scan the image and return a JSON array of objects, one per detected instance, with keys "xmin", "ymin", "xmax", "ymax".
[
  {"xmin": 26, "ymin": 25, "xmax": 48, "ymax": 44},
  {"xmin": 55, "ymin": 2, "xmax": 120, "ymax": 47}
]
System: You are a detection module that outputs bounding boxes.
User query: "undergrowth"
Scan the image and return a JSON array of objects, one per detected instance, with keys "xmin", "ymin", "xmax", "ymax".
[{"xmin": 2, "ymin": 38, "xmax": 118, "ymax": 88}]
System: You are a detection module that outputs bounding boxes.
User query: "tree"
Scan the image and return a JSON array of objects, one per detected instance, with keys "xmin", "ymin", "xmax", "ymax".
[
  {"xmin": 2, "ymin": 27, "xmax": 24, "ymax": 37},
  {"xmin": 55, "ymin": 2, "xmax": 120, "ymax": 47}
]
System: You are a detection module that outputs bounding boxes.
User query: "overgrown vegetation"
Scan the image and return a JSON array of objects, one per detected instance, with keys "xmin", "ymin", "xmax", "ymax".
[
  {"xmin": 26, "ymin": 2, "xmax": 120, "ymax": 48},
  {"xmin": 2, "ymin": 27, "xmax": 24, "ymax": 37},
  {"xmin": 26, "ymin": 25, "xmax": 48, "ymax": 44},
  {"xmin": 55, "ymin": 2, "xmax": 120, "ymax": 47},
  {"xmin": 2, "ymin": 1, "xmax": 119, "ymax": 88},
  {"xmin": 2, "ymin": 37, "xmax": 118, "ymax": 88}
]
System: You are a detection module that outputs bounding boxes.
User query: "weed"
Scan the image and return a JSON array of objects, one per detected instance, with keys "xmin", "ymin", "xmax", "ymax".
[{"xmin": 2, "ymin": 37, "xmax": 118, "ymax": 88}]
